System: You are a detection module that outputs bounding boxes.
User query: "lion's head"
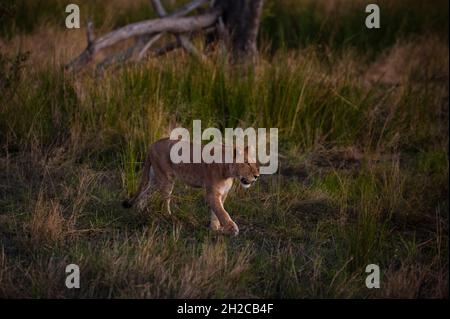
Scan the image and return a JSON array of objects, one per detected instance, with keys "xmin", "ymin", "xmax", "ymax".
[{"xmin": 232, "ymin": 146, "xmax": 260, "ymax": 188}]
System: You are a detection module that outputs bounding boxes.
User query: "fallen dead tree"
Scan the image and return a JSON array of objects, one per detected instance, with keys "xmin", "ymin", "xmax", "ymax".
[{"xmin": 66, "ymin": 0, "xmax": 265, "ymax": 73}]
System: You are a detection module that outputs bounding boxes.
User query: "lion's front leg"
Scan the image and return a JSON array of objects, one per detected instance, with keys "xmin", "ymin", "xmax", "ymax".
[
  {"xmin": 210, "ymin": 210, "xmax": 221, "ymax": 231},
  {"xmin": 206, "ymin": 190, "xmax": 239, "ymax": 237},
  {"xmin": 210, "ymin": 187, "xmax": 231, "ymax": 232}
]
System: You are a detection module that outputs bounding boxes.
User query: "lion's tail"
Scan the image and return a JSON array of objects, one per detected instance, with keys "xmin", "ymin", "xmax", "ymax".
[{"xmin": 122, "ymin": 152, "xmax": 152, "ymax": 209}]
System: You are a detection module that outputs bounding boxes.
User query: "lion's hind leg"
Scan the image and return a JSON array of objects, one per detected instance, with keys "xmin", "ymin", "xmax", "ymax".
[
  {"xmin": 156, "ymin": 181, "xmax": 174, "ymax": 215},
  {"xmin": 210, "ymin": 210, "xmax": 221, "ymax": 231},
  {"xmin": 122, "ymin": 162, "xmax": 155, "ymax": 209}
]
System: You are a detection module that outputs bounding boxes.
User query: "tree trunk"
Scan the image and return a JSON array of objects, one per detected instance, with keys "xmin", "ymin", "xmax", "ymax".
[{"xmin": 214, "ymin": 0, "xmax": 264, "ymax": 62}]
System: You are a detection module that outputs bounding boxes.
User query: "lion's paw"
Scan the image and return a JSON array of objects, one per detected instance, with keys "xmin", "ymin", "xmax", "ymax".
[
  {"xmin": 210, "ymin": 220, "xmax": 221, "ymax": 232},
  {"xmin": 222, "ymin": 220, "xmax": 239, "ymax": 237}
]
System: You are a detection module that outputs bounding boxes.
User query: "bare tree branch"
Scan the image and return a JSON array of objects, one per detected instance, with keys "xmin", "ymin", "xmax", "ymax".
[
  {"xmin": 66, "ymin": 8, "xmax": 220, "ymax": 72},
  {"xmin": 96, "ymin": 0, "xmax": 209, "ymax": 73},
  {"xmin": 137, "ymin": 32, "xmax": 164, "ymax": 60},
  {"xmin": 86, "ymin": 20, "xmax": 94, "ymax": 45},
  {"xmin": 146, "ymin": 0, "xmax": 202, "ymax": 60},
  {"xmin": 95, "ymin": 45, "xmax": 138, "ymax": 75},
  {"xmin": 171, "ymin": 0, "xmax": 209, "ymax": 17},
  {"xmin": 69, "ymin": 0, "xmax": 265, "ymax": 72},
  {"xmin": 135, "ymin": 0, "xmax": 173, "ymax": 60},
  {"xmin": 152, "ymin": 40, "xmax": 182, "ymax": 57},
  {"xmin": 150, "ymin": 26, "xmax": 216, "ymax": 58},
  {"xmin": 151, "ymin": 0, "xmax": 167, "ymax": 16}
]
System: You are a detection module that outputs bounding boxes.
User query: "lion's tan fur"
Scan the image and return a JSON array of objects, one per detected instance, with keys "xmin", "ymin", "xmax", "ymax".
[{"xmin": 123, "ymin": 138, "xmax": 259, "ymax": 236}]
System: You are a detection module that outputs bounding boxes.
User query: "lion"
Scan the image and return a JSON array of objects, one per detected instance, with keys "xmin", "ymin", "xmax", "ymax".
[{"xmin": 122, "ymin": 138, "xmax": 260, "ymax": 236}]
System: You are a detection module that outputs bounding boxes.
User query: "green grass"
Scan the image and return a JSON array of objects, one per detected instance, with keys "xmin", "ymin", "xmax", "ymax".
[
  {"xmin": 0, "ymin": 0, "xmax": 448, "ymax": 298},
  {"xmin": 260, "ymin": 0, "xmax": 449, "ymax": 54}
]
